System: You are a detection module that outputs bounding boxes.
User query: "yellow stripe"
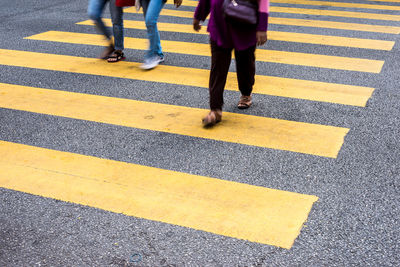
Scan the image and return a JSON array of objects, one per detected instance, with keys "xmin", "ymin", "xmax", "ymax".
[
  {"xmin": 78, "ymin": 19, "xmax": 394, "ymax": 50},
  {"xmin": 175, "ymin": 0, "xmax": 400, "ymax": 11},
  {"xmin": 77, "ymin": 20, "xmax": 385, "ymax": 72},
  {"xmin": 29, "ymin": 29, "xmax": 392, "ymax": 59},
  {"xmin": 264, "ymin": 31, "xmax": 393, "ymax": 50},
  {"xmin": 152, "ymin": 8, "xmax": 400, "ymax": 34},
  {"xmin": 272, "ymin": 0, "xmax": 400, "ymax": 11},
  {"xmin": 0, "ymin": 83, "xmax": 349, "ymax": 158},
  {"xmin": 166, "ymin": 1, "xmax": 400, "ymax": 21},
  {"xmin": 271, "ymin": 6, "xmax": 400, "ymax": 21},
  {"xmin": 3, "ymin": 47, "xmax": 374, "ymax": 107},
  {"xmin": 366, "ymin": 0, "xmax": 400, "ymax": 2},
  {"xmin": 270, "ymin": 17, "xmax": 399, "ymax": 35},
  {"xmin": 0, "ymin": 140, "xmax": 318, "ymax": 248},
  {"xmin": 172, "ymin": 0, "xmax": 400, "ymax": 11}
]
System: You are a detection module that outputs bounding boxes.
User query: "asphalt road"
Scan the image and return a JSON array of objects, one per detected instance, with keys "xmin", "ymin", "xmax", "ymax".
[{"xmin": 0, "ymin": 0, "xmax": 399, "ymax": 266}]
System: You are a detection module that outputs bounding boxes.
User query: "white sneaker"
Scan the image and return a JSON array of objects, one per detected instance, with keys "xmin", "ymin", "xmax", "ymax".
[{"xmin": 140, "ymin": 56, "xmax": 162, "ymax": 70}]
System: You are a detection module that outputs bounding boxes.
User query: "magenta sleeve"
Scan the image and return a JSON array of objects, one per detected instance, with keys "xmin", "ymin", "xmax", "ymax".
[
  {"xmin": 257, "ymin": 12, "xmax": 269, "ymax": 32},
  {"xmin": 194, "ymin": 0, "xmax": 211, "ymax": 21}
]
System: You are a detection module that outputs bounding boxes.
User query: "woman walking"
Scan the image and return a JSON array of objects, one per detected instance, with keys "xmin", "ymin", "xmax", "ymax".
[
  {"xmin": 88, "ymin": 0, "xmax": 125, "ymax": 62},
  {"xmin": 140, "ymin": 0, "xmax": 183, "ymax": 70},
  {"xmin": 193, "ymin": 0, "xmax": 269, "ymax": 126}
]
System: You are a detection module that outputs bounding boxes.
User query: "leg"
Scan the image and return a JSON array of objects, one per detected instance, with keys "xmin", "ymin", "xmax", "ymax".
[
  {"xmin": 209, "ymin": 40, "xmax": 232, "ymax": 111},
  {"xmin": 109, "ymin": 0, "xmax": 124, "ymax": 51},
  {"xmin": 142, "ymin": 0, "xmax": 165, "ymax": 60},
  {"xmin": 203, "ymin": 41, "xmax": 232, "ymax": 126},
  {"xmin": 140, "ymin": 0, "xmax": 150, "ymax": 15},
  {"xmin": 88, "ymin": 0, "xmax": 114, "ymax": 59},
  {"xmin": 88, "ymin": 0, "xmax": 111, "ymax": 41},
  {"xmin": 234, "ymin": 45, "xmax": 256, "ymax": 97},
  {"xmin": 234, "ymin": 45, "xmax": 256, "ymax": 109}
]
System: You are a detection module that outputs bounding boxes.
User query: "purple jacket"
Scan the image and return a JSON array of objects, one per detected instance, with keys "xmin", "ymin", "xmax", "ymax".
[{"xmin": 194, "ymin": 0, "xmax": 269, "ymax": 50}]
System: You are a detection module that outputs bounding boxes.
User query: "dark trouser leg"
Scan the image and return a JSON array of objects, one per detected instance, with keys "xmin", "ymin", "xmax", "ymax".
[
  {"xmin": 209, "ymin": 40, "xmax": 232, "ymax": 110},
  {"xmin": 234, "ymin": 45, "xmax": 256, "ymax": 96}
]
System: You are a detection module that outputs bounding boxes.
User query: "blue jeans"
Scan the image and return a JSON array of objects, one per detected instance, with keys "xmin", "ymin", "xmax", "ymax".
[
  {"xmin": 141, "ymin": 0, "xmax": 165, "ymax": 60},
  {"xmin": 88, "ymin": 0, "xmax": 124, "ymax": 50}
]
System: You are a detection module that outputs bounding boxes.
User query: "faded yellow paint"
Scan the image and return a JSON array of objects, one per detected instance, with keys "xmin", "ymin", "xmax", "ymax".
[
  {"xmin": 0, "ymin": 83, "xmax": 349, "ymax": 157},
  {"xmin": 0, "ymin": 48, "xmax": 375, "ymax": 106},
  {"xmin": 131, "ymin": 8, "xmax": 400, "ymax": 34},
  {"xmin": 77, "ymin": 20, "xmax": 384, "ymax": 73},
  {"xmin": 0, "ymin": 141, "xmax": 319, "ymax": 248}
]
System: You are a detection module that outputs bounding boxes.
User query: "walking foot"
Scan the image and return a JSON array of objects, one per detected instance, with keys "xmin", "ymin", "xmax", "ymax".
[
  {"xmin": 99, "ymin": 44, "xmax": 115, "ymax": 60},
  {"xmin": 237, "ymin": 95, "xmax": 252, "ymax": 109},
  {"xmin": 107, "ymin": 50, "xmax": 125, "ymax": 63},
  {"xmin": 202, "ymin": 110, "xmax": 222, "ymax": 127}
]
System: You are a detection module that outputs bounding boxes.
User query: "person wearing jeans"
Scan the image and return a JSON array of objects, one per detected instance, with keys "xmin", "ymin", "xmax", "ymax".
[
  {"xmin": 88, "ymin": 0, "xmax": 125, "ymax": 62},
  {"xmin": 193, "ymin": 0, "xmax": 269, "ymax": 126},
  {"xmin": 140, "ymin": 0, "xmax": 182, "ymax": 70}
]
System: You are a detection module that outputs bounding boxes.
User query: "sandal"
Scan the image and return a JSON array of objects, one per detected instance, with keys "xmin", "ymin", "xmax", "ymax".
[
  {"xmin": 237, "ymin": 95, "xmax": 252, "ymax": 109},
  {"xmin": 202, "ymin": 110, "xmax": 222, "ymax": 127},
  {"xmin": 107, "ymin": 50, "xmax": 125, "ymax": 63},
  {"xmin": 99, "ymin": 44, "xmax": 115, "ymax": 60}
]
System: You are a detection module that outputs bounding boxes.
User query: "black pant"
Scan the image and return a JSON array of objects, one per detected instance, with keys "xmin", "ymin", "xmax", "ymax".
[{"xmin": 209, "ymin": 40, "xmax": 256, "ymax": 110}]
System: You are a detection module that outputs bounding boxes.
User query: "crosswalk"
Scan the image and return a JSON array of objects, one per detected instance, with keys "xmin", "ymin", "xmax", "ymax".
[{"xmin": 0, "ymin": 0, "xmax": 398, "ymax": 249}]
